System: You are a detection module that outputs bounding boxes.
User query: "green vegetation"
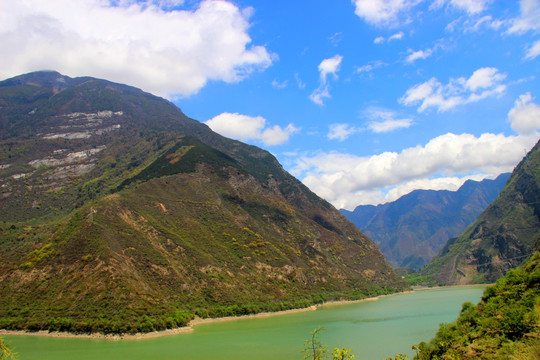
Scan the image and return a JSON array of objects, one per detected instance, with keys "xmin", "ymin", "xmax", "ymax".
[
  {"xmin": 419, "ymin": 140, "xmax": 540, "ymax": 285},
  {"xmin": 0, "ymin": 71, "xmax": 406, "ymax": 335},
  {"xmin": 414, "ymin": 251, "xmax": 540, "ymax": 359},
  {"xmin": 303, "ymin": 328, "xmax": 357, "ymax": 360},
  {"xmin": 0, "ymin": 337, "xmax": 17, "ymax": 360}
]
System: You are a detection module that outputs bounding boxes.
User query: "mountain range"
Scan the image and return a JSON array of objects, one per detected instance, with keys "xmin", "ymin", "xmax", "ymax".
[
  {"xmin": 341, "ymin": 174, "xmax": 510, "ymax": 270},
  {"xmin": 420, "ymin": 139, "xmax": 540, "ymax": 285},
  {"xmin": 0, "ymin": 71, "xmax": 405, "ymax": 334}
]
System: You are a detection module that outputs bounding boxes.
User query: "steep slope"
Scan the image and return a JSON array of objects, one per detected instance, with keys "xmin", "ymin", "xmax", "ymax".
[
  {"xmin": 415, "ymin": 250, "xmax": 540, "ymax": 359},
  {"xmin": 0, "ymin": 71, "xmax": 405, "ymax": 334},
  {"xmin": 341, "ymin": 174, "xmax": 510, "ymax": 269},
  {"xmin": 420, "ymin": 140, "xmax": 540, "ymax": 285}
]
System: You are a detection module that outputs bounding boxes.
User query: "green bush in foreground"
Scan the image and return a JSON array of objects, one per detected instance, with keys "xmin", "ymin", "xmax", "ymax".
[
  {"xmin": 0, "ymin": 337, "xmax": 17, "ymax": 360},
  {"xmin": 414, "ymin": 251, "xmax": 540, "ymax": 359}
]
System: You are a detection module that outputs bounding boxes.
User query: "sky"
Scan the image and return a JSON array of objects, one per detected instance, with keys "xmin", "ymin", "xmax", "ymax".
[{"xmin": 1, "ymin": 0, "xmax": 539, "ymax": 210}]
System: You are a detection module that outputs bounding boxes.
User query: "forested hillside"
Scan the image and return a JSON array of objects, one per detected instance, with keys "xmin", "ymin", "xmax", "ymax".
[
  {"xmin": 0, "ymin": 71, "xmax": 405, "ymax": 334},
  {"xmin": 415, "ymin": 250, "xmax": 540, "ymax": 359},
  {"xmin": 418, "ymin": 140, "xmax": 540, "ymax": 285}
]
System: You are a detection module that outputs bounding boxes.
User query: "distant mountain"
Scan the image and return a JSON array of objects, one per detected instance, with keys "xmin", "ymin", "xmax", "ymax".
[
  {"xmin": 420, "ymin": 140, "xmax": 540, "ymax": 285},
  {"xmin": 0, "ymin": 71, "xmax": 405, "ymax": 334},
  {"xmin": 341, "ymin": 174, "xmax": 510, "ymax": 270}
]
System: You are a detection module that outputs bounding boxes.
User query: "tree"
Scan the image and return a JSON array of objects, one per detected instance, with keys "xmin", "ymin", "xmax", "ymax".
[
  {"xmin": 303, "ymin": 328, "xmax": 357, "ymax": 360},
  {"xmin": 332, "ymin": 347, "xmax": 355, "ymax": 360},
  {"xmin": 303, "ymin": 327, "xmax": 328, "ymax": 360},
  {"xmin": 0, "ymin": 337, "xmax": 17, "ymax": 360}
]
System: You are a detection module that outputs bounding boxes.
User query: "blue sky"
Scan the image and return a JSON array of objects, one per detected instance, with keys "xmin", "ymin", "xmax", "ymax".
[{"xmin": 1, "ymin": 0, "xmax": 539, "ymax": 209}]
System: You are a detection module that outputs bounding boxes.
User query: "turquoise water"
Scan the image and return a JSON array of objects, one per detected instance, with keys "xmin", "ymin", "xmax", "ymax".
[{"xmin": 4, "ymin": 286, "xmax": 486, "ymax": 360}]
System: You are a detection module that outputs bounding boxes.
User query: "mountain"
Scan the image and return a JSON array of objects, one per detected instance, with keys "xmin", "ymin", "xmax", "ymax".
[
  {"xmin": 415, "ymin": 250, "xmax": 540, "ymax": 359},
  {"xmin": 419, "ymin": 140, "xmax": 540, "ymax": 285},
  {"xmin": 0, "ymin": 71, "xmax": 405, "ymax": 334},
  {"xmin": 341, "ymin": 174, "xmax": 510, "ymax": 270}
]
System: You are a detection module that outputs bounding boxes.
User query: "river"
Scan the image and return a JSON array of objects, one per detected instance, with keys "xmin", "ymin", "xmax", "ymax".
[{"xmin": 3, "ymin": 286, "xmax": 486, "ymax": 360}]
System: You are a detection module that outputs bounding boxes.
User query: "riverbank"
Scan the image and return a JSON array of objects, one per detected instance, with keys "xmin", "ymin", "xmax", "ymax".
[
  {"xmin": 0, "ymin": 286, "xmax": 483, "ymax": 340},
  {"xmin": 0, "ymin": 303, "xmax": 320, "ymax": 340}
]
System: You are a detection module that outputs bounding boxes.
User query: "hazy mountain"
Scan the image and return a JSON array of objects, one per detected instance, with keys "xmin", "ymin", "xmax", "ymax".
[
  {"xmin": 341, "ymin": 174, "xmax": 510, "ymax": 270},
  {"xmin": 0, "ymin": 71, "xmax": 405, "ymax": 334},
  {"xmin": 420, "ymin": 140, "xmax": 540, "ymax": 285}
]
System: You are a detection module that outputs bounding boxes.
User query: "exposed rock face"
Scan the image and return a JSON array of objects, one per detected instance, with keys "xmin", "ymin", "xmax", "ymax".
[
  {"xmin": 420, "ymin": 140, "xmax": 540, "ymax": 285},
  {"xmin": 341, "ymin": 174, "xmax": 510, "ymax": 270},
  {"xmin": 0, "ymin": 71, "xmax": 406, "ymax": 334}
]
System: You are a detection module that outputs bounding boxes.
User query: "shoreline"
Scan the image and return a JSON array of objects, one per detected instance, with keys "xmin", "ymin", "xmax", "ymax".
[{"xmin": 0, "ymin": 285, "xmax": 488, "ymax": 341}]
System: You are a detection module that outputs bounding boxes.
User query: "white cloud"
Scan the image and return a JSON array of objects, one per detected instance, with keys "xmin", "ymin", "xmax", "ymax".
[
  {"xmin": 508, "ymin": 93, "xmax": 540, "ymax": 134},
  {"xmin": 292, "ymin": 132, "xmax": 538, "ymax": 209},
  {"xmin": 374, "ymin": 31, "xmax": 404, "ymax": 44},
  {"xmin": 318, "ymin": 55, "xmax": 343, "ymax": 83},
  {"xmin": 431, "ymin": 0, "xmax": 491, "ymax": 14},
  {"xmin": 328, "ymin": 124, "xmax": 361, "ymax": 141},
  {"xmin": 294, "ymin": 73, "xmax": 306, "ymax": 89},
  {"xmin": 272, "ymin": 80, "xmax": 288, "ymax": 89},
  {"xmin": 363, "ymin": 107, "xmax": 414, "ymax": 133},
  {"xmin": 0, "ymin": 0, "xmax": 274, "ymax": 98},
  {"xmin": 329, "ymin": 32, "xmax": 344, "ymax": 46},
  {"xmin": 205, "ymin": 112, "xmax": 299, "ymax": 146},
  {"xmin": 466, "ymin": 67, "xmax": 506, "ymax": 91},
  {"xmin": 356, "ymin": 61, "xmax": 386, "ymax": 74},
  {"xmin": 310, "ymin": 55, "xmax": 343, "ymax": 106},
  {"xmin": 310, "ymin": 86, "xmax": 332, "ymax": 106},
  {"xmin": 405, "ymin": 48, "xmax": 433, "ymax": 63},
  {"xmin": 389, "ymin": 31, "xmax": 405, "ymax": 41},
  {"xmin": 368, "ymin": 118, "xmax": 413, "ymax": 133},
  {"xmin": 400, "ymin": 67, "xmax": 507, "ymax": 112},
  {"xmin": 525, "ymin": 40, "xmax": 540, "ymax": 60},
  {"xmin": 352, "ymin": 0, "xmax": 422, "ymax": 27},
  {"xmin": 507, "ymin": 0, "xmax": 540, "ymax": 34},
  {"xmin": 353, "ymin": 0, "xmax": 491, "ymax": 28},
  {"xmin": 452, "ymin": 0, "xmax": 491, "ymax": 13}
]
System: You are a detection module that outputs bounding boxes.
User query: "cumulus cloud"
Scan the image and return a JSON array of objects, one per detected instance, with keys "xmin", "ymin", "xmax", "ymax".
[
  {"xmin": 318, "ymin": 55, "xmax": 343, "ymax": 82},
  {"xmin": 508, "ymin": 93, "xmax": 540, "ymax": 134},
  {"xmin": 352, "ymin": 0, "xmax": 422, "ymax": 27},
  {"xmin": 0, "ymin": 0, "xmax": 274, "ymax": 98},
  {"xmin": 205, "ymin": 112, "xmax": 299, "ymax": 146},
  {"xmin": 292, "ymin": 132, "xmax": 538, "ymax": 209},
  {"xmin": 400, "ymin": 67, "xmax": 506, "ymax": 112},
  {"xmin": 310, "ymin": 55, "xmax": 343, "ymax": 105},
  {"xmin": 507, "ymin": 0, "xmax": 540, "ymax": 34}
]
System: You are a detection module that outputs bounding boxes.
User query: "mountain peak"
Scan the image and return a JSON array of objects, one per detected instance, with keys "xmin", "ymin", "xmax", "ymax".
[
  {"xmin": 421, "ymin": 140, "xmax": 540, "ymax": 284},
  {"xmin": 0, "ymin": 71, "xmax": 406, "ymax": 334},
  {"xmin": 341, "ymin": 174, "xmax": 511, "ymax": 269}
]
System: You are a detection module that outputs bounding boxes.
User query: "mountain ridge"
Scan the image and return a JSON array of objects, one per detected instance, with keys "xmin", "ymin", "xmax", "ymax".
[
  {"xmin": 419, "ymin": 139, "xmax": 540, "ymax": 285},
  {"xmin": 0, "ymin": 71, "xmax": 406, "ymax": 334},
  {"xmin": 341, "ymin": 174, "xmax": 510, "ymax": 269}
]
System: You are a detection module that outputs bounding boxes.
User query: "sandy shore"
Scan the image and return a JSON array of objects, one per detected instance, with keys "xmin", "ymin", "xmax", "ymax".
[
  {"xmin": 0, "ymin": 326, "xmax": 194, "ymax": 340},
  {"xmin": 0, "ymin": 286, "xmax": 484, "ymax": 340},
  {"xmin": 0, "ymin": 304, "xmax": 321, "ymax": 340}
]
